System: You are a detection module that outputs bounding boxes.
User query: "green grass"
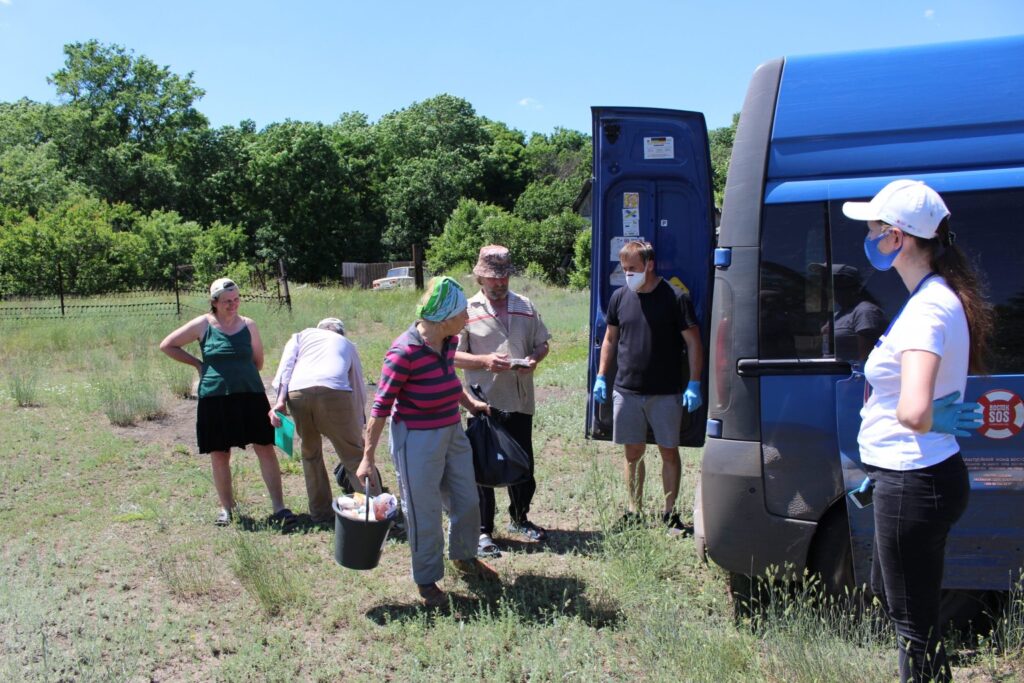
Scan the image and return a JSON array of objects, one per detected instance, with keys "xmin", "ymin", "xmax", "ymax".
[{"xmin": 0, "ymin": 278, "xmax": 1020, "ymax": 681}]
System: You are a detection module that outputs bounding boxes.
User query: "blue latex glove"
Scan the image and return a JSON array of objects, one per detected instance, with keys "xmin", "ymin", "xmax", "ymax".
[
  {"xmin": 931, "ymin": 391, "xmax": 982, "ymax": 437},
  {"xmin": 682, "ymin": 380, "xmax": 702, "ymax": 413},
  {"xmin": 593, "ymin": 375, "xmax": 608, "ymax": 404}
]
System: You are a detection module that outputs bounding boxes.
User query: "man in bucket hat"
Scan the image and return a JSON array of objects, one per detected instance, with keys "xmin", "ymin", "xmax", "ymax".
[{"xmin": 456, "ymin": 245, "xmax": 552, "ymax": 557}]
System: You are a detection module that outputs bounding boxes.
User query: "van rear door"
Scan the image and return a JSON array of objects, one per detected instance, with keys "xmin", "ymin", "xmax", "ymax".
[{"xmin": 586, "ymin": 107, "xmax": 715, "ymax": 446}]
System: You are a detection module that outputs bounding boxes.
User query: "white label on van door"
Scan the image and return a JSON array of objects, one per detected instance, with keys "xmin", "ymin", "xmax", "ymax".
[
  {"xmin": 622, "ymin": 208, "xmax": 640, "ymax": 236},
  {"xmin": 610, "ymin": 263, "xmax": 626, "ymax": 287},
  {"xmin": 644, "ymin": 136, "xmax": 674, "ymax": 159},
  {"xmin": 610, "ymin": 236, "xmax": 630, "ymax": 260}
]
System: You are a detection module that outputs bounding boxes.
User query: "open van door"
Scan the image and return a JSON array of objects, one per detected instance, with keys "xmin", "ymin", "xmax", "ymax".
[{"xmin": 586, "ymin": 107, "xmax": 715, "ymax": 447}]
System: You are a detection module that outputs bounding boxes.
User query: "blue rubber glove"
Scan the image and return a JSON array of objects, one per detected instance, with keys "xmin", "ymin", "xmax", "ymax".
[
  {"xmin": 682, "ymin": 380, "xmax": 702, "ymax": 413},
  {"xmin": 931, "ymin": 391, "xmax": 982, "ymax": 437},
  {"xmin": 593, "ymin": 375, "xmax": 607, "ymax": 404}
]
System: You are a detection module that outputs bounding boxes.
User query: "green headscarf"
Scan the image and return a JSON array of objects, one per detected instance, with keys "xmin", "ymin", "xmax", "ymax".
[{"xmin": 416, "ymin": 276, "xmax": 467, "ymax": 322}]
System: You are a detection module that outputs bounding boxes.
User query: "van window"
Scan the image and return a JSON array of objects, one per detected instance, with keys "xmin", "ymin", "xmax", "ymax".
[
  {"xmin": 830, "ymin": 187, "xmax": 1024, "ymax": 374},
  {"xmin": 759, "ymin": 202, "xmax": 830, "ymax": 359}
]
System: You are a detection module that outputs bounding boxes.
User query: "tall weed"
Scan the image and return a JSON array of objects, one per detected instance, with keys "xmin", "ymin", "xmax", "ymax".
[
  {"xmin": 94, "ymin": 375, "xmax": 167, "ymax": 426},
  {"xmin": 6, "ymin": 364, "xmax": 41, "ymax": 407},
  {"xmin": 227, "ymin": 528, "xmax": 308, "ymax": 616}
]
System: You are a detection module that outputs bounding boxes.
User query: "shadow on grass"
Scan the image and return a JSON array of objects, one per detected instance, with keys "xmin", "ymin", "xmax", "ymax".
[
  {"xmin": 232, "ymin": 511, "xmax": 322, "ymax": 535},
  {"xmin": 365, "ymin": 571, "xmax": 619, "ymax": 629},
  {"xmin": 500, "ymin": 528, "xmax": 603, "ymax": 557}
]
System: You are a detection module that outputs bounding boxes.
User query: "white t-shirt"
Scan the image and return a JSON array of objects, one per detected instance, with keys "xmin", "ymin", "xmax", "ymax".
[
  {"xmin": 858, "ymin": 275, "xmax": 969, "ymax": 470},
  {"xmin": 271, "ymin": 328, "xmax": 364, "ymax": 398}
]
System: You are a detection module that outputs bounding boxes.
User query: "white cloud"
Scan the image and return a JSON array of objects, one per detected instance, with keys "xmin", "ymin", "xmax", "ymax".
[
  {"xmin": 924, "ymin": 9, "xmax": 935, "ymax": 19},
  {"xmin": 0, "ymin": 0, "xmax": 12, "ymax": 7},
  {"xmin": 518, "ymin": 97, "xmax": 544, "ymax": 111}
]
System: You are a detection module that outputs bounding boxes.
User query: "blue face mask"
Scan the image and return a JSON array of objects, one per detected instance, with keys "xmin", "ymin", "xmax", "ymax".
[{"xmin": 864, "ymin": 230, "xmax": 901, "ymax": 271}]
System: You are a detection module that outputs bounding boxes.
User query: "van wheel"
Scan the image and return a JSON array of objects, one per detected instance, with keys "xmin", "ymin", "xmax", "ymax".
[{"xmin": 806, "ymin": 503, "xmax": 855, "ymax": 595}]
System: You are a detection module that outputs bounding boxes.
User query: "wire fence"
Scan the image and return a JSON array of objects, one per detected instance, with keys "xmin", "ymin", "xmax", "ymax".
[{"xmin": 0, "ymin": 260, "xmax": 291, "ymax": 321}]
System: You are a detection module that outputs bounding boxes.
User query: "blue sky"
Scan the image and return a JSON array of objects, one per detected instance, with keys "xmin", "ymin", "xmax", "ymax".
[{"xmin": 2, "ymin": 1, "xmax": 1023, "ymax": 136}]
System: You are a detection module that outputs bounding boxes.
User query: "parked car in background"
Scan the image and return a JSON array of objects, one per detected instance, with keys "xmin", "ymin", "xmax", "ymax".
[{"xmin": 371, "ymin": 266, "xmax": 428, "ymax": 290}]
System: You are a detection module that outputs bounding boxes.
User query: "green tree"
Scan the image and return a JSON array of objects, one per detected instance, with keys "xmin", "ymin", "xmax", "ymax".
[
  {"xmin": 477, "ymin": 120, "xmax": 529, "ymax": 210},
  {"xmin": 515, "ymin": 127, "xmax": 592, "ymax": 221},
  {"xmin": 373, "ymin": 95, "xmax": 490, "ymax": 257},
  {"xmin": 0, "ymin": 142, "xmax": 87, "ymax": 215},
  {"xmin": 710, "ymin": 112, "xmax": 739, "ymax": 207},
  {"xmin": 47, "ymin": 40, "xmax": 208, "ymax": 210},
  {"xmin": 246, "ymin": 120, "xmax": 375, "ymax": 280},
  {"xmin": 426, "ymin": 199, "xmax": 508, "ymax": 273}
]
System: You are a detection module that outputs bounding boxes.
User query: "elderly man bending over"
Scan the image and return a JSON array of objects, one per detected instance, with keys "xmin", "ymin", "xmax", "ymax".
[{"xmin": 270, "ymin": 317, "xmax": 381, "ymax": 523}]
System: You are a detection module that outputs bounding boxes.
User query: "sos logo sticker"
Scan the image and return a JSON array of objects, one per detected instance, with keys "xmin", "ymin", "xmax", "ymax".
[{"xmin": 978, "ymin": 390, "xmax": 1024, "ymax": 439}]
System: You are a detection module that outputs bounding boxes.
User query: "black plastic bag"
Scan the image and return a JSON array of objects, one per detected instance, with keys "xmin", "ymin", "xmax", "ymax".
[{"xmin": 465, "ymin": 385, "xmax": 531, "ymax": 488}]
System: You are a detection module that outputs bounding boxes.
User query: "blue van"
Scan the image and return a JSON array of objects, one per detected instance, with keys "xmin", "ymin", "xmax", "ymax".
[{"xmin": 695, "ymin": 35, "xmax": 1024, "ymax": 614}]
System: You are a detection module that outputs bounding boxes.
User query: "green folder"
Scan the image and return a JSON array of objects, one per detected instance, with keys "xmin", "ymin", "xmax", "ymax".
[{"xmin": 274, "ymin": 412, "xmax": 295, "ymax": 457}]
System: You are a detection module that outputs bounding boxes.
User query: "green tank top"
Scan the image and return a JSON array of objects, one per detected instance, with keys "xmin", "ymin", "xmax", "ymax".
[{"xmin": 197, "ymin": 323, "xmax": 266, "ymax": 398}]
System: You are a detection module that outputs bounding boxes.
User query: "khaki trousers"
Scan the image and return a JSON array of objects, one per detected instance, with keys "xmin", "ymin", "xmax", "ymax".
[{"xmin": 287, "ymin": 386, "xmax": 380, "ymax": 521}]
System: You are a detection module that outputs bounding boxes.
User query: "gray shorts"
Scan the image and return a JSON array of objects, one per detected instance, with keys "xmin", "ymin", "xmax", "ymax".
[{"xmin": 612, "ymin": 390, "xmax": 682, "ymax": 448}]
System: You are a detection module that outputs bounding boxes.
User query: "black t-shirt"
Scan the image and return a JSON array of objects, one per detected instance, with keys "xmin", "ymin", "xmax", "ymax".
[{"xmin": 606, "ymin": 278, "xmax": 698, "ymax": 394}]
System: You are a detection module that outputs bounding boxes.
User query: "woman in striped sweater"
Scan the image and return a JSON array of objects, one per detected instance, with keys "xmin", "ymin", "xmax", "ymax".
[{"xmin": 357, "ymin": 277, "xmax": 498, "ymax": 607}]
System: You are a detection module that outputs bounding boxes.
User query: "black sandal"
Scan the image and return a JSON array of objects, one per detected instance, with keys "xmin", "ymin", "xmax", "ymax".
[{"xmin": 269, "ymin": 507, "xmax": 298, "ymax": 531}]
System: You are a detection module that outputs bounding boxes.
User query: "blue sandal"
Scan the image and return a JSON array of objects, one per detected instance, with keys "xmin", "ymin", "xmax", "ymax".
[{"xmin": 477, "ymin": 534, "xmax": 502, "ymax": 558}]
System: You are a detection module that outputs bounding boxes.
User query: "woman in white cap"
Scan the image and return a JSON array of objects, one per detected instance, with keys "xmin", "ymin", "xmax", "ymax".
[
  {"xmin": 160, "ymin": 277, "xmax": 296, "ymax": 529},
  {"xmin": 842, "ymin": 180, "xmax": 993, "ymax": 683},
  {"xmin": 357, "ymin": 276, "xmax": 497, "ymax": 607}
]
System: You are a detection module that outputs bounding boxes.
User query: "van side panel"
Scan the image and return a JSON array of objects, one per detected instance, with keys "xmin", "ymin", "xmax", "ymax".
[
  {"xmin": 702, "ymin": 57, "xmax": 813, "ymax": 578},
  {"xmin": 709, "ymin": 58, "xmax": 782, "ymax": 442},
  {"xmin": 702, "ymin": 438, "xmax": 816, "ymax": 573},
  {"xmin": 769, "ymin": 36, "xmax": 1024, "ymax": 180}
]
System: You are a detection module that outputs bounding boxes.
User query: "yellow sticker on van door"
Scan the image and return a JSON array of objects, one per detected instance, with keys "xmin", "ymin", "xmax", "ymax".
[{"xmin": 668, "ymin": 276, "xmax": 690, "ymax": 295}]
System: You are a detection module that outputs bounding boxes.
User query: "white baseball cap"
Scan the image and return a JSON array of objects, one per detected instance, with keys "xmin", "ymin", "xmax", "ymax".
[
  {"xmin": 209, "ymin": 277, "xmax": 238, "ymax": 300},
  {"xmin": 842, "ymin": 179, "xmax": 950, "ymax": 239}
]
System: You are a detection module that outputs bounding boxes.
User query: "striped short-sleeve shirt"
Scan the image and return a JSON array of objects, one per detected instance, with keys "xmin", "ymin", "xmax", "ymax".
[{"xmin": 371, "ymin": 324, "xmax": 463, "ymax": 429}]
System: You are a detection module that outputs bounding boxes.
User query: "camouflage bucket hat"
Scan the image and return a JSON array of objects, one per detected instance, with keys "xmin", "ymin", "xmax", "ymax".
[{"xmin": 473, "ymin": 245, "xmax": 512, "ymax": 278}]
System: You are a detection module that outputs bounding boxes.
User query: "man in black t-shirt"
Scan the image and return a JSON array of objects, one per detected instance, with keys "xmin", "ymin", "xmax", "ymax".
[{"xmin": 593, "ymin": 241, "xmax": 703, "ymax": 534}]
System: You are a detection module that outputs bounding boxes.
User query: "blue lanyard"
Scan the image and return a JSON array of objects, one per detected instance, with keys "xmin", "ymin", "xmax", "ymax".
[{"xmin": 874, "ymin": 272, "xmax": 938, "ymax": 348}]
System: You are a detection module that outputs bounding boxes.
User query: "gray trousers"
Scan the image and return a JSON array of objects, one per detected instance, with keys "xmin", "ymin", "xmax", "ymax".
[{"xmin": 389, "ymin": 419, "xmax": 480, "ymax": 585}]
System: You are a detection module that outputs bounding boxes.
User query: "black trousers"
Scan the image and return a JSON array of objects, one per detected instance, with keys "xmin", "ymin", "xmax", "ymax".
[
  {"xmin": 478, "ymin": 412, "xmax": 535, "ymax": 534},
  {"xmin": 865, "ymin": 453, "xmax": 970, "ymax": 683}
]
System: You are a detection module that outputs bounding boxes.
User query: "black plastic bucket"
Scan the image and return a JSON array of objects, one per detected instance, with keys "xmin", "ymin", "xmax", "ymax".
[{"xmin": 333, "ymin": 492, "xmax": 393, "ymax": 571}]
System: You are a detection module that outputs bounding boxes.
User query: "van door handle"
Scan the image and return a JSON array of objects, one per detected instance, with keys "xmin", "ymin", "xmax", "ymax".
[{"xmin": 736, "ymin": 358, "xmax": 852, "ymax": 377}]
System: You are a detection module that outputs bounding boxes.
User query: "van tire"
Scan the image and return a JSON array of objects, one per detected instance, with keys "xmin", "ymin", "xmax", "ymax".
[{"xmin": 806, "ymin": 502, "xmax": 855, "ymax": 595}]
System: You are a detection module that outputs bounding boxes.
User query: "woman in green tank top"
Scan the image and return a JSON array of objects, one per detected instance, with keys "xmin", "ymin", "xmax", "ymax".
[{"xmin": 160, "ymin": 278, "xmax": 297, "ymax": 529}]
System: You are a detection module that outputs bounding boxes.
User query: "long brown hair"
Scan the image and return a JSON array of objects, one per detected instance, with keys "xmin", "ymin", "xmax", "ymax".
[{"xmin": 915, "ymin": 217, "xmax": 994, "ymax": 374}]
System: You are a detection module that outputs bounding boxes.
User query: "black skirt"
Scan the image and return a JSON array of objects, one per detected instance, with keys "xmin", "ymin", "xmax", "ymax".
[{"xmin": 196, "ymin": 392, "xmax": 274, "ymax": 454}]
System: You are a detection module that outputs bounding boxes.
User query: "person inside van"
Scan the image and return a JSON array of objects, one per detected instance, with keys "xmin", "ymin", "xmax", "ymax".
[
  {"xmin": 592, "ymin": 240, "xmax": 704, "ymax": 534},
  {"xmin": 842, "ymin": 179, "xmax": 992, "ymax": 683},
  {"xmin": 813, "ymin": 263, "xmax": 887, "ymax": 361}
]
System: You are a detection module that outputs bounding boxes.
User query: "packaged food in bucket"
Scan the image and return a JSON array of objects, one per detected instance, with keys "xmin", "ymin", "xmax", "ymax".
[
  {"xmin": 339, "ymin": 506, "xmax": 370, "ymax": 521},
  {"xmin": 371, "ymin": 493, "xmax": 399, "ymax": 521},
  {"xmin": 336, "ymin": 495, "xmax": 359, "ymax": 510}
]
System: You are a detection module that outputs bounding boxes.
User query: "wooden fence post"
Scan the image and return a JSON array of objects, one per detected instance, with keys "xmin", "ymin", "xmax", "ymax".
[
  {"xmin": 278, "ymin": 259, "xmax": 292, "ymax": 312},
  {"xmin": 173, "ymin": 266, "xmax": 181, "ymax": 316},
  {"xmin": 413, "ymin": 245, "xmax": 424, "ymax": 290},
  {"xmin": 56, "ymin": 261, "xmax": 66, "ymax": 318}
]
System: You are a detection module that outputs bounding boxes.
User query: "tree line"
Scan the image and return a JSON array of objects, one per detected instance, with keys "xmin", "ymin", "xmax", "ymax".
[{"xmin": 0, "ymin": 40, "xmax": 736, "ymax": 296}]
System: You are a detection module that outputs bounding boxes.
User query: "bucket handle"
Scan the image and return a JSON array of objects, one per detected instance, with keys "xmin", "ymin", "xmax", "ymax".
[{"xmin": 364, "ymin": 476, "xmax": 371, "ymax": 522}]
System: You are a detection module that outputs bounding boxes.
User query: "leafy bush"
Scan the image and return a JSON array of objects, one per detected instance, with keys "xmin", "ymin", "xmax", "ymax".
[
  {"xmin": 429, "ymin": 203, "xmax": 587, "ymax": 285},
  {"xmin": 568, "ymin": 226, "xmax": 591, "ymax": 290}
]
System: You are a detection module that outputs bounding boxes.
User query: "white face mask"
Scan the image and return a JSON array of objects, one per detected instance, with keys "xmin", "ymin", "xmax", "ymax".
[{"xmin": 624, "ymin": 271, "xmax": 645, "ymax": 292}]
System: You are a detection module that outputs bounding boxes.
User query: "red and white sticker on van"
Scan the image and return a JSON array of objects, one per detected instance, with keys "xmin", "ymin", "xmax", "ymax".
[{"xmin": 978, "ymin": 389, "xmax": 1024, "ymax": 439}]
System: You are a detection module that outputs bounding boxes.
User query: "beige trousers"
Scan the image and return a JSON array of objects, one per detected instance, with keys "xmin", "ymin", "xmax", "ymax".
[{"xmin": 287, "ymin": 386, "xmax": 380, "ymax": 521}]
